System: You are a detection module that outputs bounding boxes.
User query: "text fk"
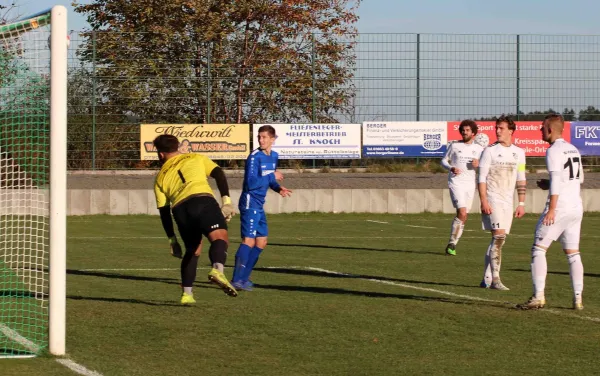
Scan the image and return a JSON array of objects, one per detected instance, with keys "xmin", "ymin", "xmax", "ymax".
[{"xmin": 575, "ymin": 126, "xmax": 600, "ymax": 138}]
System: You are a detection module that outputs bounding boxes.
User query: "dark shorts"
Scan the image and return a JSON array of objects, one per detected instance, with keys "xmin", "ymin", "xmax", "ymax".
[{"xmin": 172, "ymin": 195, "xmax": 228, "ymax": 251}]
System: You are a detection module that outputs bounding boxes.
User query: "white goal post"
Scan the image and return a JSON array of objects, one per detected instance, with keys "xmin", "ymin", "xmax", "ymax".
[{"xmin": 0, "ymin": 5, "xmax": 67, "ymax": 357}]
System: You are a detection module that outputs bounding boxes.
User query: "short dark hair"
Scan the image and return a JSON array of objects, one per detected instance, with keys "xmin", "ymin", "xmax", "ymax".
[
  {"xmin": 153, "ymin": 134, "xmax": 179, "ymax": 153},
  {"xmin": 458, "ymin": 119, "xmax": 478, "ymax": 135},
  {"xmin": 544, "ymin": 113, "xmax": 564, "ymax": 124},
  {"xmin": 496, "ymin": 115, "xmax": 516, "ymax": 132},
  {"xmin": 257, "ymin": 125, "xmax": 276, "ymax": 137}
]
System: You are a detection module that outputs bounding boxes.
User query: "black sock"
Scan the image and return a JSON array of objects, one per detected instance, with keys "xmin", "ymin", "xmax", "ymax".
[
  {"xmin": 181, "ymin": 250, "xmax": 199, "ymax": 287},
  {"xmin": 209, "ymin": 239, "xmax": 228, "ymax": 266}
]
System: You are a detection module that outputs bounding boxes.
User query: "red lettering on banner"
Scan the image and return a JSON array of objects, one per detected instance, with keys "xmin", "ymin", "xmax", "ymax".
[{"xmin": 447, "ymin": 121, "xmax": 572, "ymax": 157}]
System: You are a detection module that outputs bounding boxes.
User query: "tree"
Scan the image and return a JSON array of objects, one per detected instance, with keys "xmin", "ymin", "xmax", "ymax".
[
  {"xmin": 0, "ymin": 2, "xmax": 21, "ymax": 25},
  {"xmin": 578, "ymin": 106, "xmax": 600, "ymax": 121},
  {"xmin": 73, "ymin": 0, "xmax": 361, "ymax": 125},
  {"xmin": 478, "ymin": 108, "xmax": 568, "ymax": 122},
  {"xmin": 66, "ymin": 64, "xmax": 139, "ymax": 169}
]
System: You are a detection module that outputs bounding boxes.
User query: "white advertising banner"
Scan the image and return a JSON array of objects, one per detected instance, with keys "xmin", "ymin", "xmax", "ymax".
[
  {"xmin": 362, "ymin": 121, "xmax": 448, "ymax": 157},
  {"xmin": 253, "ymin": 124, "xmax": 361, "ymax": 159}
]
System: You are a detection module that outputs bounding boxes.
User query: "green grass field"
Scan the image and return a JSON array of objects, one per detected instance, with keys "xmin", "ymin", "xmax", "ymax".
[{"xmin": 1, "ymin": 212, "xmax": 600, "ymax": 375}]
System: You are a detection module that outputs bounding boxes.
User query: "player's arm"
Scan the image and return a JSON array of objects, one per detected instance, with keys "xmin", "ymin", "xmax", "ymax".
[
  {"xmin": 543, "ymin": 149, "xmax": 563, "ymax": 224},
  {"xmin": 471, "ymin": 146, "xmax": 484, "ymax": 169},
  {"xmin": 477, "ymin": 148, "xmax": 492, "ymax": 214},
  {"xmin": 579, "ymin": 155, "xmax": 585, "ymax": 184},
  {"xmin": 203, "ymin": 158, "xmax": 235, "ymax": 220},
  {"xmin": 209, "ymin": 166, "xmax": 231, "ymax": 201},
  {"xmin": 154, "ymin": 183, "xmax": 182, "ymax": 257},
  {"xmin": 515, "ymin": 151, "xmax": 526, "ymax": 218},
  {"xmin": 269, "ymin": 154, "xmax": 282, "ymax": 192},
  {"xmin": 440, "ymin": 143, "xmax": 453, "ymax": 171}
]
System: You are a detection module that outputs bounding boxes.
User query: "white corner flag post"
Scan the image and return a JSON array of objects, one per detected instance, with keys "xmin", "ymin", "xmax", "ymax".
[{"xmin": 49, "ymin": 4, "xmax": 68, "ymax": 356}]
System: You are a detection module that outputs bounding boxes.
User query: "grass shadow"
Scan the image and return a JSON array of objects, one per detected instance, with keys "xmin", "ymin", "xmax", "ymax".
[
  {"xmin": 268, "ymin": 242, "xmax": 443, "ymax": 256},
  {"xmin": 253, "ymin": 283, "xmax": 495, "ymax": 307},
  {"xmin": 510, "ymin": 268, "xmax": 600, "ymax": 278},
  {"xmin": 67, "ymin": 295, "xmax": 183, "ymax": 307},
  {"xmin": 67, "ymin": 268, "xmax": 180, "ymax": 285},
  {"xmin": 256, "ymin": 266, "xmax": 476, "ymax": 289}
]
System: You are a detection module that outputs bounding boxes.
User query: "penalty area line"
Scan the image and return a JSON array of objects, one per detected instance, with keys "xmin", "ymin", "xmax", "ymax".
[
  {"xmin": 0, "ymin": 324, "xmax": 40, "ymax": 355},
  {"xmin": 0, "ymin": 326, "xmax": 103, "ymax": 375},
  {"xmin": 56, "ymin": 359, "xmax": 104, "ymax": 376}
]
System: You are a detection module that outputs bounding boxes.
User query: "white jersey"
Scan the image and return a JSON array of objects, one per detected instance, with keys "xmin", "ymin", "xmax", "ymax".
[
  {"xmin": 478, "ymin": 142, "xmax": 526, "ymax": 206},
  {"xmin": 545, "ymin": 138, "xmax": 583, "ymax": 211},
  {"xmin": 442, "ymin": 141, "xmax": 484, "ymax": 185}
]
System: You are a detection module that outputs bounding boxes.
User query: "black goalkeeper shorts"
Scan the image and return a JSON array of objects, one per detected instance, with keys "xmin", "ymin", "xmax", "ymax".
[{"xmin": 171, "ymin": 195, "xmax": 228, "ymax": 251}]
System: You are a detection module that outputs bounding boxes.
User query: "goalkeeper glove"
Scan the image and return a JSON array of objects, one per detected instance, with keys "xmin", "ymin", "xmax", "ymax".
[
  {"xmin": 169, "ymin": 236, "xmax": 183, "ymax": 259},
  {"xmin": 220, "ymin": 195, "xmax": 235, "ymax": 222}
]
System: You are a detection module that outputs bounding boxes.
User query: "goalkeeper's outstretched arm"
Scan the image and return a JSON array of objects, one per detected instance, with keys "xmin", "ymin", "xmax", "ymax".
[
  {"xmin": 210, "ymin": 166, "xmax": 235, "ymax": 219},
  {"xmin": 158, "ymin": 205, "xmax": 176, "ymax": 241},
  {"xmin": 210, "ymin": 166, "xmax": 230, "ymax": 201}
]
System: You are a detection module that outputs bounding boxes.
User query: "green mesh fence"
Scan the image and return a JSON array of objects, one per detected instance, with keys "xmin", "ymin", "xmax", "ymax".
[{"xmin": 0, "ymin": 11, "xmax": 51, "ymax": 357}]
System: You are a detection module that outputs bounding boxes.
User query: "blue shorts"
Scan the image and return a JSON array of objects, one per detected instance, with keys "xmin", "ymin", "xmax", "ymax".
[{"xmin": 240, "ymin": 209, "xmax": 268, "ymax": 239}]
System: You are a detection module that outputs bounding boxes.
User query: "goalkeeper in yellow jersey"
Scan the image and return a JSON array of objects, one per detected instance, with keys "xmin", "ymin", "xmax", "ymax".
[{"xmin": 152, "ymin": 134, "xmax": 238, "ymax": 304}]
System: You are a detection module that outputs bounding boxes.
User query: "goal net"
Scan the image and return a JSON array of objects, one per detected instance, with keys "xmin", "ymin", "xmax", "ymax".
[{"xmin": 0, "ymin": 6, "xmax": 67, "ymax": 357}]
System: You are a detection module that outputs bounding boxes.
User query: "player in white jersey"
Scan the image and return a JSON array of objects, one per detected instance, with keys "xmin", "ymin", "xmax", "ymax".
[
  {"xmin": 477, "ymin": 115, "xmax": 527, "ymax": 290},
  {"xmin": 518, "ymin": 114, "xmax": 585, "ymax": 310},
  {"xmin": 441, "ymin": 120, "xmax": 485, "ymax": 256}
]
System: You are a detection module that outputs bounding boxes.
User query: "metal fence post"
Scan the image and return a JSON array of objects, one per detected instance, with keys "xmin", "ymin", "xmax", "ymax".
[
  {"xmin": 416, "ymin": 33, "xmax": 421, "ymax": 122},
  {"xmin": 312, "ymin": 33, "xmax": 316, "ymax": 123},
  {"xmin": 516, "ymin": 34, "xmax": 520, "ymax": 120},
  {"xmin": 311, "ymin": 33, "xmax": 316, "ymax": 169},
  {"xmin": 207, "ymin": 43, "xmax": 212, "ymax": 123},
  {"xmin": 416, "ymin": 33, "xmax": 421, "ymax": 164},
  {"xmin": 92, "ymin": 31, "xmax": 96, "ymax": 170}
]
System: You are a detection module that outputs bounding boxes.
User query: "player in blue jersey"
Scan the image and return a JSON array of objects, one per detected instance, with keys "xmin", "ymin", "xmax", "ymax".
[{"xmin": 231, "ymin": 125, "xmax": 292, "ymax": 291}]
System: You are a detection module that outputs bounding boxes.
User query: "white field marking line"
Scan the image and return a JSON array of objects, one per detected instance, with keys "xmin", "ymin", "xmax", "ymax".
[
  {"xmin": 266, "ymin": 266, "xmax": 600, "ymax": 324},
  {"xmin": 366, "ymin": 220, "xmax": 389, "ymax": 224},
  {"xmin": 406, "ymin": 224, "xmax": 436, "ymax": 229},
  {"xmin": 56, "ymin": 359, "xmax": 104, "ymax": 376},
  {"xmin": 0, "ymin": 324, "xmax": 40, "ymax": 354}
]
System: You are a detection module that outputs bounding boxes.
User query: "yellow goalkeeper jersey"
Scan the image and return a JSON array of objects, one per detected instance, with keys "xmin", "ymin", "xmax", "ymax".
[{"xmin": 154, "ymin": 153, "xmax": 218, "ymax": 208}]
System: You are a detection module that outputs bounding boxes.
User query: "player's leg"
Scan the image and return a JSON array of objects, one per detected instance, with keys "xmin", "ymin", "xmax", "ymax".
[
  {"xmin": 517, "ymin": 242, "xmax": 549, "ymax": 309},
  {"xmin": 488, "ymin": 228, "xmax": 508, "ymax": 290},
  {"xmin": 446, "ymin": 185, "xmax": 475, "ymax": 255},
  {"xmin": 561, "ymin": 211, "xmax": 584, "ymax": 310},
  {"xmin": 446, "ymin": 207, "xmax": 467, "ymax": 256},
  {"xmin": 240, "ymin": 211, "xmax": 269, "ymax": 286},
  {"xmin": 480, "ymin": 211, "xmax": 494, "ymax": 287},
  {"xmin": 197, "ymin": 197, "xmax": 237, "ymax": 297},
  {"xmin": 231, "ymin": 209, "xmax": 260, "ymax": 287},
  {"xmin": 519, "ymin": 210, "xmax": 576, "ymax": 309},
  {"xmin": 518, "ymin": 214, "xmax": 552, "ymax": 309},
  {"xmin": 445, "ymin": 185, "xmax": 465, "ymax": 255},
  {"xmin": 172, "ymin": 202, "xmax": 201, "ymax": 304},
  {"xmin": 482, "ymin": 204, "xmax": 510, "ymax": 290}
]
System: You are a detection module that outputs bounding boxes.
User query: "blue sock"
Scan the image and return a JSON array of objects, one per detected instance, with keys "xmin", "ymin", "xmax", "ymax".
[
  {"xmin": 232, "ymin": 244, "xmax": 252, "ymax": 282},
  {"xmin": 242, "ymin": 247, "xmax": 263, "ymax": 282}
]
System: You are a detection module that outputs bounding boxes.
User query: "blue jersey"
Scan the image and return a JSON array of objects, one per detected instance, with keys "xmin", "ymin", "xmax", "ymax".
[{"xmin": 238, "ymin": 148, "xmax": 281, "ymax": 210}]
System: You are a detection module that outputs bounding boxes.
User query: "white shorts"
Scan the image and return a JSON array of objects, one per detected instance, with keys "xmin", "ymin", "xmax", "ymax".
[
  {"xmin": 449, "ymin": 183, "xmax": 475, "ymax": 212},
  {"xmin": 534, "ymin": 208, "xmax": 583, "ymax": 249},
  {"xmin": 481, "ymin": 202, "xmax": 514, "ymax": 234}
]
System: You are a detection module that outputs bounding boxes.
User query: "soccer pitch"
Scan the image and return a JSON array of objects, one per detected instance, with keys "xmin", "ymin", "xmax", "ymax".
[{"xmin": 2, "ymin": 212, "xmax": 600, "ymax": 375}]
